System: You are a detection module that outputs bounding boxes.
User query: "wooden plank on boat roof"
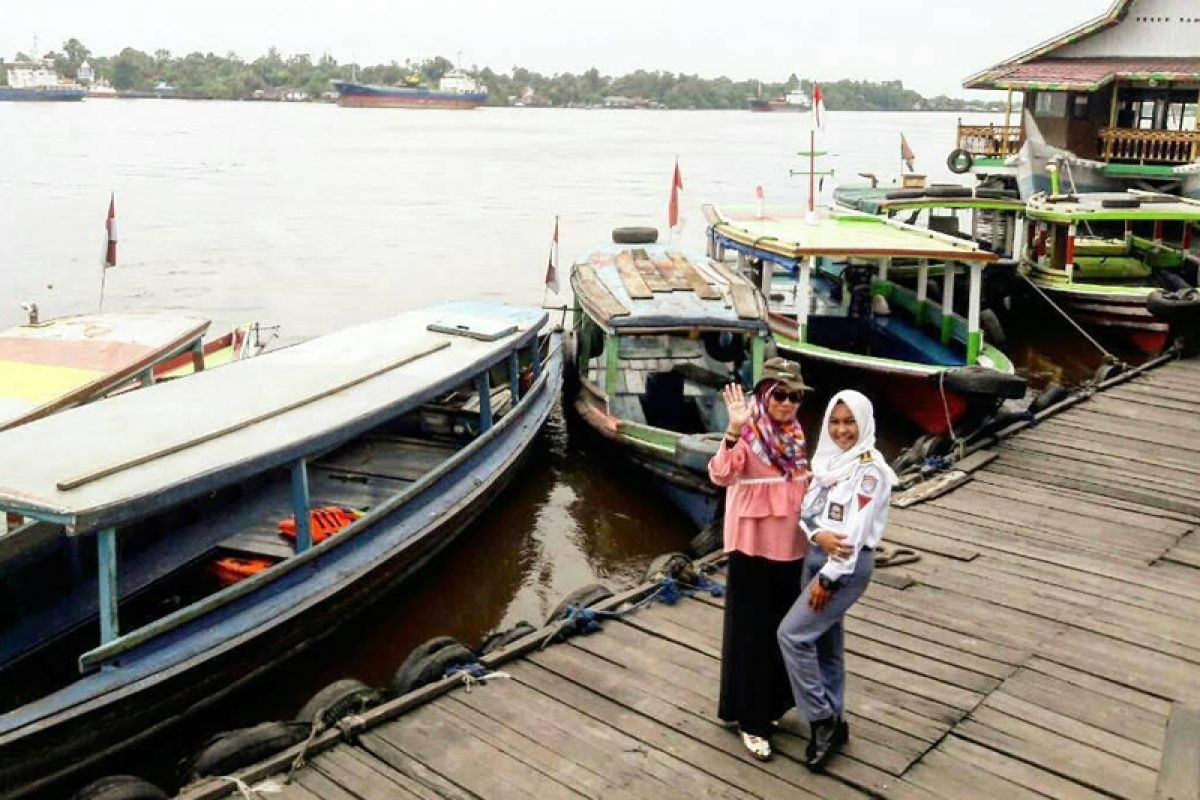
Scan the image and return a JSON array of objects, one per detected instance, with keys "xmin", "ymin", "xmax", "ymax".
[
  {"xmin": 629, "ymin": 248, "xmax": 672, "ymax": 292},
  {"xmin": 609, "ymin": 253, "xmax": 654, "ymax": 300},
  {"xmin": 650, "ymin": 254, "xmax": 692, "ymax": 290},
  {"xmin": 667, "ymin": 252, "xmax": 722, "ymax": 300},
  {"xmin": 705, "ymin": 259, "xmax": 762, "ymax": 319},
  {"xmin": 577, "ymin": 263, "xmax": 634, "ymax": 316}
]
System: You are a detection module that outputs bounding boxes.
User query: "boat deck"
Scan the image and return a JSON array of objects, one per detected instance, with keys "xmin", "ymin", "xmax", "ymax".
[{"xmin": 180, "ymin": 357, "xmax": 1200, "ymax": 800}]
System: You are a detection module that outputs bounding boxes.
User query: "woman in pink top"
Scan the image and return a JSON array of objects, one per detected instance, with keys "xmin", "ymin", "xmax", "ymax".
[{"xmin": 709, "ymin": 357, "xmax": 818, "ymax": 761}]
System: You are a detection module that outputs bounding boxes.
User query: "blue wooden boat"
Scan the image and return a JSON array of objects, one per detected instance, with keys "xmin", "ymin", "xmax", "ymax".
[
  {"xmin": 0, "ymin": 302, "xmax": 561, "ymax": 798},
  {"xmin": 567, "ymin": 231, "xmax": 770, "ymax": 528}
]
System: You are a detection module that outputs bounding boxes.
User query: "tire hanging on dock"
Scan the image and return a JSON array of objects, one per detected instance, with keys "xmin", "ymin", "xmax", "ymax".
[
  {"xmin": 545, "ymin": 583, "xmax": 614, "ymax": 625},
  {"xmin": 70, "ymin": 775, "xmax": 168, "ymax": 800},
  {"xmin": 478, "ymin": 621, "xmax": 538, "ymax": 656},
  {"xmin": 295, "ymin": 678, "xmax": 382, "ymax": 728},
  {"xmin": 642, "ymin": 552, "xmax": 699, "ymax": 584},
  {"xmin": 389, "ymin": 637, "xmax": 477, "ymax": 696},
  {"xmin": 179, "ymin": 721, "xmax": 310, "ymax": 785}
]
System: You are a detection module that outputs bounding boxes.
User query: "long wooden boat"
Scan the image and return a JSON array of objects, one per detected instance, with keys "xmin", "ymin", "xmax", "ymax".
[
  {"xmin": 0, "ymin": 313, "xmax": 211, "ymax": 432},
  {"xmin": 568, "ymin": 232, "xmax": 770, "ymax": 527},
  {"xmin": 1022, "ymin": 191, "xmax": 1200, "ymax": 355},
  {"xmin": 0, "ymin": 302, "xmax": 561, "ymax": 798},
  {"xmin": 705, "ymin": 204, "xmax": 1026, "ymax": 436}
]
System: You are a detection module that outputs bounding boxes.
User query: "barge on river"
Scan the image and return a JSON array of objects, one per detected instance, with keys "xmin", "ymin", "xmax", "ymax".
[
  {"xmin": 0, "ymin": 303, "xmax": 561, "ymax": 798},
  {"xmin": 568, "ymin": 231, "xmax": 770, "ymax": 528}
]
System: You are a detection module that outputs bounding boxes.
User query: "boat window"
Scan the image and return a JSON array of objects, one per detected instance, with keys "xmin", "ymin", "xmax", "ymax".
[{"xmin": 1034, "ymin": 92, "xmax": 1068, "ymax": 119}]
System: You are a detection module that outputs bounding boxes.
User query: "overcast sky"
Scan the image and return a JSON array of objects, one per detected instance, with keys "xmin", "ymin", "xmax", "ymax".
[{"xmin": 3, "ymin": 0, "xmax": 1113, "ymax": 98}]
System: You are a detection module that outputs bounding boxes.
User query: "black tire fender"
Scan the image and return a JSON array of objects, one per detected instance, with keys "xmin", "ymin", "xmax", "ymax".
[
  {"xmin": 701, "ymin": 331, "xmax": 744, "ymax": 363},
  {"xmin": 389, "ymin": 638, "xmax": 476, "ymax": 696},
  {"xmin": 926, "ymin": 184, "xmax": 973, "ymax": 198},
  {"xmin": 71, "ymin": 776, "xmax": 168, "ymax": 800},
  {"xmin": 1147, "ymin": 288, "xmax": 1200, "ymax": 325},
  {"xmin": 611, "ymin": 226, "xmax": 659, "ymax": 244},
  {"xmin": 946, "ymin": 148, "xmax": 973, "ymax": 175},
  {"xmin": 974, "ymin": 187, "xmax": 1018, "ymax": 199},
  {"xmin": 545, "ymin": 583, "xmax": 614, "ymax": 625},
  {"xmin": 642, "ymin": 551, "xmax": 699, "ymax": 584},
  {"xmin": 478, "ymin": 621, "xmax": 538, "ymax": 656},
  {"xmin": 181, "ymin": 721, "xmax": 309, "ymax": 784},
  {"xmin": 885, "ymin": 188, "xmax": 925, "ymax": 200},
  {"xmin": 1028, "ymin": 382, "xmax": 1070, "ymax": 415},
  {"xmin": 940, "ymin": 365, "xmax": 1027, "ymax": 399},
  {"xmin": 689, "ymin": 519, "xmax": 723, "ymax": 557},
  {"xmin": 1100, "ymin": 197, "xmax": 1140, "ymax": 209},
  {"xmin": 295, "ymin": 678, "xmax": 381, "ymax": 727},
  {"xmin": 978, "ymin": 308, "xmax": 1007, "ymax": 347}
]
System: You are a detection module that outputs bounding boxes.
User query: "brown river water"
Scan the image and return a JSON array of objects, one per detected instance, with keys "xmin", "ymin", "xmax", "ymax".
[{"xmin": 1, "ymin": 101, "xmax": 1128, "ymax": 792}]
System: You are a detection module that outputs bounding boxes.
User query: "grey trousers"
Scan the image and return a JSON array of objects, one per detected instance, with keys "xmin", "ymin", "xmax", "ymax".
[{"xmin": 776, "ymin": 548, "xmax": 873, "ymax": 723}]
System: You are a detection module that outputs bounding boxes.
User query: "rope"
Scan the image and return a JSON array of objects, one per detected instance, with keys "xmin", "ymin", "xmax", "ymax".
[
  {"xmin": 1018, "ymin": 273, "xmax": 1115, "ymax": 360},
  {"xmin": 217, "ymin": 776, "xmax": 282, "ymax": 799},
  {"xmin": 285, "ymin": 717, "xmax": 326, "ymax": 784},
  {"xmin": 936, "ymin": 371, "xmax": 958, "ymax": 443},
  {"xmin": 442, "ymin": 662, "xmax": 512, "ymax": 693}
]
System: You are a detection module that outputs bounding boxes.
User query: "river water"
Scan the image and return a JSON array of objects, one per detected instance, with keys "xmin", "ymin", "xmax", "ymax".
[{"xmin": 1, "ymin": 101, "xmax": 1117, "ymax": 791}]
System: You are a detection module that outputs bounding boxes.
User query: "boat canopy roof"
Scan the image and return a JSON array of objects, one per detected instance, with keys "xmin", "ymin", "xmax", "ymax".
[
  {"xmin": 570, "ymin": 243, "xmax": 768, "ymax": 332},
  {"xmin": 0, "ymin": 313, "xmax": 210, "ymax": 432},
  {"xmin": 834, "ymin": 185, "xmax": 1025, "ymax": 216},
  {"xmin": 1025, "ymin": 192, "xmax": 1200, "ymax": 223},
  {"xmin": 705, "ymin": 204, "xmax": 1000, "ymax": 265},
  {"xmin": 0, "ymin": 303, "xmax": 546, "ymax": 535}
]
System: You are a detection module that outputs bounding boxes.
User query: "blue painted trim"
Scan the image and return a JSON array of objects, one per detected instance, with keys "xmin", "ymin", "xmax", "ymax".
[
  {"xmin": 476, "ymin": 373, "xmax": 493, "ymax": 432},
  {"xmin": 97, "ymin": 528, "xmax": 120, "ymax": 644},
  {"xmin": 709, "ymin": 230, "xmax": 801, "ymax": 272},
  {"xmin": 290, "ymin": 460, "xmax": 312, "ymax": 553},
  {"xmin": 508, "ymin": 351, "xmax": 520, "ymax": 402}
]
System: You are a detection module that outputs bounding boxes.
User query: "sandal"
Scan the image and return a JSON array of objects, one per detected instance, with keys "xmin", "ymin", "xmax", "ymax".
[{"xmin": 741, "ymin": 731, "xmax": 772, "ymax": 761}]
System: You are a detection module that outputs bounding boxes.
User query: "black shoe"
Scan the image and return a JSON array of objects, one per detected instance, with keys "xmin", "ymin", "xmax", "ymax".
[
  {"xmin": 835, "ymin": 718, "xmax": 849, "ymax": 747},
  {"xmin": 805, "ymin": 716, "xmax": 841, "ymax": 772}
]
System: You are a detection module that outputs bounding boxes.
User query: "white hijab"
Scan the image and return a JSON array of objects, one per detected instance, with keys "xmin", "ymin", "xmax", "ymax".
[{"xmin": 810, "ymin": 389, "xmax": 898, "ymax": 489}]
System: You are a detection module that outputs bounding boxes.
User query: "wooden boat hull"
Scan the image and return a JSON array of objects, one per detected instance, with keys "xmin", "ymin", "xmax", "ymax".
[
  {"xmin": 0, "ymin": 338, "xmax": 562, "ymax": 799},
  {"xmin": 1033, "ymin": 280, "xmax": 1171, "ymax": 356}
]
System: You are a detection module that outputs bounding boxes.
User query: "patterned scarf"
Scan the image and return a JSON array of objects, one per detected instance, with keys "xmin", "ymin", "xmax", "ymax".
[{"xmin": 739, "ymin": 381, "xmax": 809, "ymax": 478}]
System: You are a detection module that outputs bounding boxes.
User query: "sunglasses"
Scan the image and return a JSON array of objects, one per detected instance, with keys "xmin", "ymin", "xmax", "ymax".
[{"xmin": 770, "ymin": 389, "xmax": 804, "ymax": 404}]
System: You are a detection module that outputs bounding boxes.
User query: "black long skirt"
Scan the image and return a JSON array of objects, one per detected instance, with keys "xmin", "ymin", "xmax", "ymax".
[{"xmin": 718, "ymin": 551, "xmax": 805, "ymax": 736}]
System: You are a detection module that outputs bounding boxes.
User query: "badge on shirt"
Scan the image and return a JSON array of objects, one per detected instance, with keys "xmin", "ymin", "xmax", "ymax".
[
  {"xmin": 828, "ymin": 502, "xmax": 844, "ymax": 522},
  {"xmin": 860, "ymin": 474, "xmax": 878, "ymax": 496},
  {"xmin": 857, "ymin": 494, "xmax": 872, "ymax": 510},
  {"xmin": 810, "ymin": 489, "xmax": 828, "ymax": 515},
  {"xmin": 858, "ymin": 452, "xmax": 873, "ymax": 464}
]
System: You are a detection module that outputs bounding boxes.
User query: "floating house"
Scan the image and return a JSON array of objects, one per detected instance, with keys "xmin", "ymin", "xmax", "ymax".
[{"xmin": 953, "ymin": 0, "xmax": 1200, "ymax": 188}]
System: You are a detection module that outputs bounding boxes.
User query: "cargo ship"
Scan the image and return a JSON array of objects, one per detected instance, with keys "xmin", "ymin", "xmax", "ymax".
[
  {"xmin": 0, "ymin": 60, "xmax": 84, "ymax": 102},
  {"xmin": 332, "ymin": 69, "xmax": 487, "ymax": 109},
  {"xmin": 749, "ymin": 88, "xmax": 810, "ymax": 113}
]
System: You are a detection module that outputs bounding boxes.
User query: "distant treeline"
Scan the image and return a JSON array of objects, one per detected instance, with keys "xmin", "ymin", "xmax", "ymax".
[{"xmin": 2, "ymin": 38, "xmax": 1006, "ymax": 112}]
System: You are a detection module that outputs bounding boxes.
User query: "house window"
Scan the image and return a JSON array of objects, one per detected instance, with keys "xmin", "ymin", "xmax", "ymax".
[
  {"xmin": 1034, "ymin": 91, "xmax": 1068, "ymax": 118},
  {"xmin": 1070, "ymin": 94, "xmax": 1089, "ymax": 120}
]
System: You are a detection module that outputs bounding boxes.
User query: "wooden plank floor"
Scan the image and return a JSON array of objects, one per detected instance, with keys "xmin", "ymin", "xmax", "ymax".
[{"xmin": 181, "ymin": 359, "xmax": 1200, "ymax": 800}]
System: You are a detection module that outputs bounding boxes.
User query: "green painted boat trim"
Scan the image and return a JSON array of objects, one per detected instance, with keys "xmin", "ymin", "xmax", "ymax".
[
  {"xmin": 1026, "ymin": 266, "xmax": 1155, "ymax": 299},
  {"xmin": 1027, "ymin": 206, "xmax": 1200, "ymax": 224},
  {"xmin": 617, "ymin": 421, "xmax": 679, "ymax": 453},
  {"xmin": 1100, "ymin": 163, "xmax": 1180, "ymax": 178},
  {"xmin": 773, "ymin": 334, "xmax": 1014, "ymax": 375}
]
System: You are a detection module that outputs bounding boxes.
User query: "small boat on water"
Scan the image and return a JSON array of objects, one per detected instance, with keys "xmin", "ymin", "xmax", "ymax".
[
  {"xmin": 567, "ymin": 230, "xmax": 770, "ymax": 527},
  {"xmin": 0, "ymin": 60, "xmax": 84, "ymax": 102},
  {"xmin": 0, "ymin": 302, "xmax": 561, "ymax": 798},
  {"xmin": 331, "ymin": 69, "xmax": 487, "ymax": 109},
  {"xmin": 705, "ymin": 204, "xmax": 1026, "ymax": 436},
  {"xmin": 1021, "ymin": 190, "xmax": 1200, "ymax": 355},
  {"xmin": 750, "ymin": 88, "xmax": 811, "ymax": 113}
]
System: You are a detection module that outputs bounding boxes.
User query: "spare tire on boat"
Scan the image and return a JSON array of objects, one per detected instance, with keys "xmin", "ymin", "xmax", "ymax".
[
  {"xmin": 295, "ymin": 678, "xmax": 382, "ymax": 727},
  {"xmin": 939, "ymin": 366, "xmax": 1027, "ymax": 399},
  {"xmin": 180, "ymin": 721, "xmax": 309, "ymax": 784},
  {"xmin": 974, "ymin": 187, "xmax": 1019, "ymax": 199},
  {"xmin": 612, "ymin": 226, "xmax": 659, "ymax": 245},
  {"xmin": 71, "ymin": 775, "xmax": 168, "ymax": 800},
  {"xmin": 946, "ymin": 149, "xmax": 973, "ymax": 175},
  {"xmin": 1147, "ymin": 288, "xmax": 1200, "ymax": 326},
  {"xmin": 926, "ymin": 184, "xmax": 973, "ymax": 198},
  {"xmin": 702, "ymin": 331, "xmax": 744, "ymax": 362},
  {"xmin": 885, "ymin": 189, "xmax": 925, "ymax": 200},
  {"xmin": 389, "ymin": 637, "xmax": 477, "ymax": 696},
  {"xmin": 478, "ymin": 621, "xmax": 537, "ymax": 656},
  {"xmin": 545, "ymin": 583, "xmax": 614, "ymax": 625},
  {"xmin": 1101, "ymin": 197, "xmax": 1140, "ymax": 209},
  {"xmin": 643, "ymin": 551, "xmax": 700, "ymax": 585}
]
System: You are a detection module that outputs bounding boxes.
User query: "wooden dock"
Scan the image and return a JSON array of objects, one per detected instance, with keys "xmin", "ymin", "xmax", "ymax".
[{"xmin": 179, "ymin": 358, "xmax": 1200, "ymax": 800}]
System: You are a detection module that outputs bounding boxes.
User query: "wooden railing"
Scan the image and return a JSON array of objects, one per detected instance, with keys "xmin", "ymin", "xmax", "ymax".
[
  {"xmin": 956, "ymin": 122, "xmax": 1023, "ymax": 157},
  {"xmin": 1099, "ymin": 127, "xmax": 1200, "ymax": 164}
]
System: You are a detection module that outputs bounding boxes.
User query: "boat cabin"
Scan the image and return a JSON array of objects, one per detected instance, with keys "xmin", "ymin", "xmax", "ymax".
[{"xmin": 959, "ymin": 0, "xmax": 1200, "ymax": 174}]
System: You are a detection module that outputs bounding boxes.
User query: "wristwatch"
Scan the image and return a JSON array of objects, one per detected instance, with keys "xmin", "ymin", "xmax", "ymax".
[{"xmin": 818, "ymin": 574, "xmax": 839, "ymax": 591}]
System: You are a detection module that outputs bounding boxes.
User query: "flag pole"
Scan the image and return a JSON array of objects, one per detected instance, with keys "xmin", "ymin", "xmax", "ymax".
[
  {"xmin": 808, "ymin": 129, "xmax": 815, "ymax": 215},
  {"xmin": 99, "ymin": 266, "xmax": 107, "ymax": 312}
]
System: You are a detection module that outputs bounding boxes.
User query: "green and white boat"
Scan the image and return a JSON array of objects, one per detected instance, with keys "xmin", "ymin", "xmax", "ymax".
[
  {"xmin": 705, "ymin": 203, "xmax": 1026, "ymax": 435},
  {"xmin": 1021, "ymin": 190, "xmax": 1200, "ymax": 355}
]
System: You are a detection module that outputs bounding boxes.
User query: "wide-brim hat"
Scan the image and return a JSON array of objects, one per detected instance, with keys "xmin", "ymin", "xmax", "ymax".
[{"xmin": 757, "ymin": 357, "xmax": 811, "ymax": 393}]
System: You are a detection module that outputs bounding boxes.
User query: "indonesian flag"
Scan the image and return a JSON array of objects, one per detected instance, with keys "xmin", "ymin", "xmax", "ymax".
[
  {"xmin": 812, "ymin": 84, "xmax": 825, "ymax": 131},
  {"xmin": 668, "ymin": 158, "xmax": 683, "ymax": 229},
  {"xmin": 101, "ymin": 193, "xmax": 117, "ymax": 268},
  {"xmin": 901, "ymin": 133, "xmax": 916, "ymax": 172},
  {"xmin": 544, "ymin": 216, "xmax": 559, "ymax": 294}
]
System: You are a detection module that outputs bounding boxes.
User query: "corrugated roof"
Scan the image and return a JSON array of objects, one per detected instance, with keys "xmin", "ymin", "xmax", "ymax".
[{"xmin": 980, "ymin": 57, "xmax": 1200, "ymax": 90}]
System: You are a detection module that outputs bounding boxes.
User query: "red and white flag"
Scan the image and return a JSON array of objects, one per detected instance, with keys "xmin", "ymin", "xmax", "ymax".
[
  {"xmin": 544, "ymin": 216, "xmax": 559, "ymax": 294},
  {"xmin": 668, "ymin": 158, "xmax": 683, "ymax": 230},
  {"xmin": 812, "ymin": 85, "xmax": 826, "ymax": 131},
  {"xmin": 101, "ymin": 193, "xmax": 117, "ymax": 268},
  {"xmin": 901, "ymin": 133, "xmax": 916, "ymax": 172}
]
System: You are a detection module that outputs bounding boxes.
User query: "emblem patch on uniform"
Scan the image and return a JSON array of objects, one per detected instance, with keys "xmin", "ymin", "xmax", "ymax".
[
  {"xmin": 829, "ymin": 502, "xmax": 844, "ymax": 522},
  {"xmin": 858, "ymin": 452, "xmax": 873, "ymax": 463},
  {"xmin": 857, "ymin": 493, "xmax": 871, "ymax": 510},
  {"xmin": 860, "ymin": 474, "xmax": 878, "ymax": 495}
]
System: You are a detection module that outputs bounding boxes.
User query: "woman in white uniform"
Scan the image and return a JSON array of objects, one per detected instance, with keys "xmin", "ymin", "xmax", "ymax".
[{"xmin": 776, "ymin": 389, "xmax": 896, "ymax": 772}]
